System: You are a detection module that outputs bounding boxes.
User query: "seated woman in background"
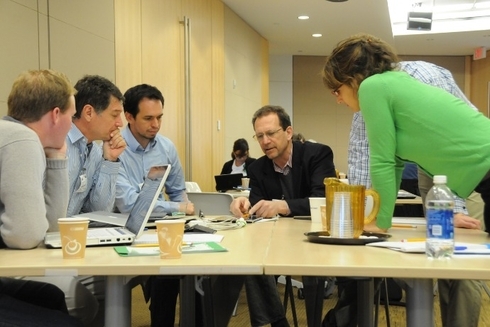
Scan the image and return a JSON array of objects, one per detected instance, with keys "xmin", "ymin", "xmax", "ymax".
[{"xmin": 220, "ymin": 138, "xmax": 256, "ymax": 176}]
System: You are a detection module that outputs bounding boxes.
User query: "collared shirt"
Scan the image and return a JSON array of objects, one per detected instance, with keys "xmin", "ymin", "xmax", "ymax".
[
  {"xmin": 273, "ymin": 147, "xmax": 293, "ymax": 175},
  {"xmin": 348, "ymin": 61, "xmax": 478, "ymax": 215},
  {"xmin": 66, "ymin": 123, "xmax": 121, "ymax": 217},
  {"xmin": 115, "ymin": 126, "xmax": 187, "ymax": 215}
]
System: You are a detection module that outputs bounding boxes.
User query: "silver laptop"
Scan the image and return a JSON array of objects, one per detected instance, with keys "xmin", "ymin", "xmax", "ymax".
[
  {"xmin": 44, "ymin": 164, "xmax": 171, "ymax": 248},
  {"xmin": 187, "ymin": 192, "xmax": 235, "ymax": 216}
]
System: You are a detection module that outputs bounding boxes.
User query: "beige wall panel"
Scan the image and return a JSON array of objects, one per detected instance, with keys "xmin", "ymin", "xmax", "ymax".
[
  {"xmin": 114, "ymin": 0, "xmax": 142, "ymax": 93},
  {"xmin": 261, "ymin": 37, "xmax": 269, "ymax": 105},
  {"xmin": 38, "ymin": 12, "xmax": 49, "ymax": 69},
  {"xmin": 49, "ymin": 0, "xmax": 114, "ymax": 42},
  {"xmin": 470, "ymin": 52, "xmax": 490, "ymax": 117},
  {"xmin": 141, "ymin": 0, "xmax": 184, "ymax": 166},
  {"xmin": 0, "ymin": 0, "xmax": 40, "ymax": 116},
  {"xmin": 49, "ymin": 18, "xmax": 115, "ymax": 84},
  {"xmin": 10, "ymin": 0, "xmax": 38, "ymax": 10},
  {"xmin": 293, "ymin": 55, "xmax": 352, "ymax": 173},
  {"xmin": 211, "ymin": 0, "xmax": 225, "ymax": 180},
  {"xmin": 224, "ymin": 6, "xmax": 266, "ymax": 165},
  {"xmin": 183, "ymin": 0, "xmax": 215, "ymax": 191}
]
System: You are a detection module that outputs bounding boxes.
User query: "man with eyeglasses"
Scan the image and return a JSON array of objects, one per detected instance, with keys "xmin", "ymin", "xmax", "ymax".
[{"xmin": 230, "ymin": 105, "xmax": 336, "ymax": 327}]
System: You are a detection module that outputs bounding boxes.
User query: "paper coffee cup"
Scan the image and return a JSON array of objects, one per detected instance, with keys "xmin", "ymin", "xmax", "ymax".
[
  {"xmin": 155, "ymin": 219, "xmax": 186, "ymax": 259},
  {"xmin": 58, "ymin": 218, "xmax": 89, "ymax": 259},
  {"xmin": 241, "ymin": 177, "xmax": 250, "ymax": 189},
  {"xmin": 308, "ymin": 197, "xmax": 325, "ymax": 225}
]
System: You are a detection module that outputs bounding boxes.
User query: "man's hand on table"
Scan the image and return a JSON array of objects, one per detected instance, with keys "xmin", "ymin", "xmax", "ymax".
[{"xmin": 454, "ymin": 213, "xmax": 481, "ymax": 230}]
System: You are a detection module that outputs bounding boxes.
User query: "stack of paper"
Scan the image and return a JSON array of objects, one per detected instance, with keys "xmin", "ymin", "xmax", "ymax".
[{"xmin": 366, "ymin": 242, "xmax": 490, "ymax": 254}]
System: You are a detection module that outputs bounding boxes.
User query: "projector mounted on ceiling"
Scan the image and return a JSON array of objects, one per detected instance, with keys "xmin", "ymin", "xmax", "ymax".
[{"xmin": 407, "ymin": 11, "xmax": 433, "ymax": 31}]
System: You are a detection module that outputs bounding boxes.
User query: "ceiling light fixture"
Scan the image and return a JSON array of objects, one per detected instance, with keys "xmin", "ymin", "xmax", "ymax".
[
  {"xmin": 312, "ymin": 33, "xmax": 322, "ymax": 37},
  {"xmin": 326, "ymin": 0, "xmax": 348, "ymax": 2},
  {"xmin": 298, "ymin": 15, "xmax": 309, "ymax": 20}
]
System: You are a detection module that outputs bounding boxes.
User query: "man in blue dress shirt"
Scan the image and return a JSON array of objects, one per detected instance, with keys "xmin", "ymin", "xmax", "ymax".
[{"xmin": 116, "ymin": 84, "xmax": 196, "ymax": 327}]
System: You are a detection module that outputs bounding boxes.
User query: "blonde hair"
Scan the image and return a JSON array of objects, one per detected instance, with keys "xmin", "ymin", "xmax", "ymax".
[
  {"xmin": 322, "ymin": 33, "xmax": 399, "ymax": 92},
  {"xmin": 8, "ymin": 69, "xmax": 75, "ymax": 123}
]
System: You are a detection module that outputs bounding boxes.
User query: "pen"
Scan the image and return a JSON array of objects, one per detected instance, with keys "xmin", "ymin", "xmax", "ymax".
[
  {"xmin": 392, "ymin": 224, "xmax": 418, "ymax": 229},
  {"xmin": 455, "ymin": 246, "xmax": 467, "ymax": 251},
  {"xmin": 400, "ymin": 238, "xmax": 425, "ymax": 242},
  {"xmin": 132, "ymin": 243, "xmax": 159, "ymax": 247}
]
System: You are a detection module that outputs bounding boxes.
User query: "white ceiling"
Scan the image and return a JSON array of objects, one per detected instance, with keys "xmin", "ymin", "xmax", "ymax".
[{"xmin": 221, "ymin": 0, "xmax": 490, "ymax": 56}]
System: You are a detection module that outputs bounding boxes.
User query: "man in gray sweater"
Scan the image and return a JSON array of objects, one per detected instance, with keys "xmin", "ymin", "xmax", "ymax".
[{"xmin": 0, "ymin": 69, "xmax": 81, "ymax": 326}]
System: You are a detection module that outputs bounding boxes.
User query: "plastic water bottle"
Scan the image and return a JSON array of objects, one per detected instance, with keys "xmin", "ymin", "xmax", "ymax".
[{"xmin": 425, "ymin": 175, "xmax": 455, "ymax": 259}]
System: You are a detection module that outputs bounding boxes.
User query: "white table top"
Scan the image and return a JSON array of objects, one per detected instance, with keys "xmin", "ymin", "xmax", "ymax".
[
  {"xmin": 0, "ymin": 222, "xmax": 274, "ymax": 277},
  {"xmin": 264, "ymin": 219, "xmax": 490, "ymax": 280}
]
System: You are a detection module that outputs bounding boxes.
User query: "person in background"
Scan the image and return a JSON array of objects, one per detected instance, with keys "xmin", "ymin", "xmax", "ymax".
[
  {"xmin": 0, "ymin": 69, "xmax": 81, "ymax": 326},
  {"xmin": 219, "ymin": 138, "xmax": 256, "ymax": 176},
  {"xmin": 231, "ymin": 105, "xmax": 336, "ymax": 327},
  {"xmin": 291, "ymin": 133, "xmax": 306, "ymax": 143},
  {"xmin": 115, "ymin": 84, "xmax": 199, "ymax": 327},
  {"xmin": 323, "ymin": 34, "xmax": 488, "ymax": 327}
]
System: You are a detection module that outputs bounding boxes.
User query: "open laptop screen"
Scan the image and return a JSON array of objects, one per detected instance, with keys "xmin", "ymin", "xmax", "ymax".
[
  {"xmin": 214, "ymin": 173, "xmax": 243, "ymax": 192},
  {"xmin": 125, "ymin": 165, "xmax": 171, "ymax": 237}
]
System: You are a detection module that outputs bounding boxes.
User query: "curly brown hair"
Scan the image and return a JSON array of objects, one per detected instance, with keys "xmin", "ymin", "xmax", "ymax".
[{"xmin": 322, "ymin": 33, "xmax": 399, "ymax": 93}]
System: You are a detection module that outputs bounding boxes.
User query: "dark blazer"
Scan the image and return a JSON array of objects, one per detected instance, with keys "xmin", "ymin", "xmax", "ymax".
[
  {"xmin": 248, "ymin": 141, "xmax": 336, "ymax": 216},
  {"xmin": 219, "ymin": 157, "xmax": 257, "ymax": 175}
]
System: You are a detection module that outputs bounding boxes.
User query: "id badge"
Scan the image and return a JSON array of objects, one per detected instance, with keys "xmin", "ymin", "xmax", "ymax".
[{"xmin": 76, "ymin": 174, "xmax": 88, "ymax": 193}]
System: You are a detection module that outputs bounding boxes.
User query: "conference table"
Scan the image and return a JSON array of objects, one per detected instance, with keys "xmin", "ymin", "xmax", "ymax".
[
  {"xmin": 264, "ymin": 219, "xmax": 490, "ymax": 327},
  {"xmin": 0, "ymin": 222, "xmax": 275, "ymax": 327},
  {"xmin": 2, "ymin": 217, "xmax": 489, "ymax": 327}
]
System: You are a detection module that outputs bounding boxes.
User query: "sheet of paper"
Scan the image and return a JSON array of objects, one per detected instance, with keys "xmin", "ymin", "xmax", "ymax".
[
  {"xmin": 134, "ymin": 233, "xmax": 224, "ymax": 245},
  {"xmin": 366, "ymin": 241, "xmax": 490, "ymax": 254}
]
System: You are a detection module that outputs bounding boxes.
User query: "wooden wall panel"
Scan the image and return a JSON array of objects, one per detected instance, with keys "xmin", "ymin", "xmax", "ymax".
[{"xmin": 114, "ymin": 0, "xmax": 142, "ymax": 93}]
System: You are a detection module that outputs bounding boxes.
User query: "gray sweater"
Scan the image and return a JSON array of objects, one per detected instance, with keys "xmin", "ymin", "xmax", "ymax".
[{"xmin": 0, "ymin": 117, "xmax": 69, "ymax": 249}]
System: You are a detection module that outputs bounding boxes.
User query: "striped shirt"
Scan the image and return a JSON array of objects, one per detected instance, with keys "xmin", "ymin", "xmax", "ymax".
[
  {"xmin": 66, "ymin": 123, "xmax": 121, "ymax": 217},
  {"xmin": 115, "ymin": 126, "xmax": 187, "ymax": 215}
]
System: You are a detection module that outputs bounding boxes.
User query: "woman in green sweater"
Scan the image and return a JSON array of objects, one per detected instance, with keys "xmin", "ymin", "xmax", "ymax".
[{"xmin": 322, "ymin": 33, "xmax": 490, "ymax": 232}]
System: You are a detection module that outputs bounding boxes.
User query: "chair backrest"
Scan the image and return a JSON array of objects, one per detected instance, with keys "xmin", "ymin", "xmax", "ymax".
[
  {"xmin": 187, "ymin": 192, "xmax": 234, "ymax": 216},
  {"xmin": 185, "ymin": 181, "xmax": 202, "ymax": 193}
]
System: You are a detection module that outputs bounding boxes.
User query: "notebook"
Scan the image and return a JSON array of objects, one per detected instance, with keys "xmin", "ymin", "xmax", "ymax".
[
  {"xmin": 44, "ymin": 164, "xmax": 171, "ymax": 248},
  {"xmin": 214, "ymin": 173, "xmax": 243, "ymax": 192}
]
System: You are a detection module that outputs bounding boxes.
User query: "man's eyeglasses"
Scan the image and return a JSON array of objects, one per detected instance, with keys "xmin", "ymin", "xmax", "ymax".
[
  {"xmin": 331, "ymin": 85, "xmax": 342, "ymax": 97},
  {"xmin": 253, "ymin": 128, "xmax": 283, "ymax": 142}
]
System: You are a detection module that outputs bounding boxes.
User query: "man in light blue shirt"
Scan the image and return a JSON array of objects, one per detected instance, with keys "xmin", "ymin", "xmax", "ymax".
[
  {"xmin": 67, "ymin": 75, "xmax": 126, "ymax": 217},
  {"xmin": 115, "ymin": 84, "xmax": 194, "ymax": 216},
  {"xmin": 64, "ymin": 75, "xmax": 126, "ymax": 326},
  {"xmin": 116, "ymin": 84, "xmax": 196, "ymax": 327}
]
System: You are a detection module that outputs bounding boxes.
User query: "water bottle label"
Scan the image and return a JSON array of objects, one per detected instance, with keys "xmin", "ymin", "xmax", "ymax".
[{"xmin": 427, "ymin": 208, "xmax": 453, "ymax": 239}]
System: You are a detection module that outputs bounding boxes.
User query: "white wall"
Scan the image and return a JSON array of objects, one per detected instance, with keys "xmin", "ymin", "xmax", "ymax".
[
  {"xmin": 223, "ymin": 6, "xmax": 265, "ymax": 165},
  {"xmin": 269, "ymin": 55, "xmax": 293, "ymax": 119}
]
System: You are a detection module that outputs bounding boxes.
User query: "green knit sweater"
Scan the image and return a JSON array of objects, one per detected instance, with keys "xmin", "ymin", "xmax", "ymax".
[{"xmin": 359, "ymin": 71, "xmax": 490, "ymax": 229}]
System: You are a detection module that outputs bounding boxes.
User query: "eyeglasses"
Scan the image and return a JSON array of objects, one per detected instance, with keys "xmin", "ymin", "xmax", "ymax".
[
  {"xmin": 253, "ymin": 128, "xmax": 283, "ymax": 142},
  {"xmin": 331, "ymin": 85, "xmax": 342, "ymax": 97}
]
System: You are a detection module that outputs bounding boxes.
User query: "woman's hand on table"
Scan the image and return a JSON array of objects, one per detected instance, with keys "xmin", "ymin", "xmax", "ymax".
[{"xmin": 454, "ymin": 213, "xmax": 481, "ymax": 230}]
